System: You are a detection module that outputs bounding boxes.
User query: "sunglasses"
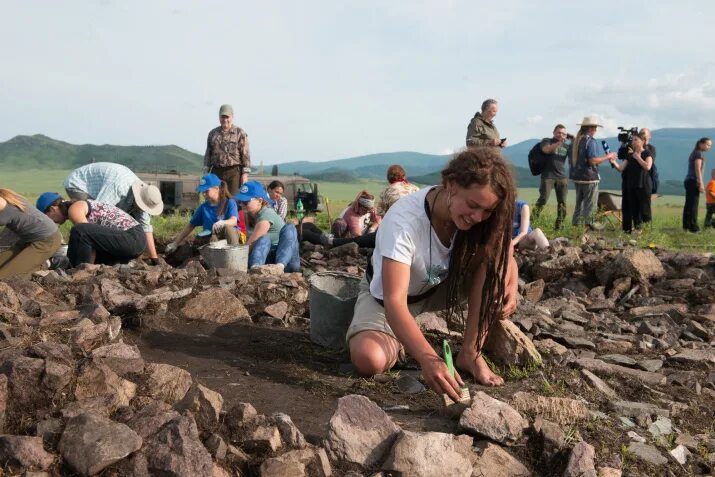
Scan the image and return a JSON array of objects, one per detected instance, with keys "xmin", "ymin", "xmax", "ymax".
[{"xmin": 238, "ymin": 199, "xmax": 254, "ymax": 206}]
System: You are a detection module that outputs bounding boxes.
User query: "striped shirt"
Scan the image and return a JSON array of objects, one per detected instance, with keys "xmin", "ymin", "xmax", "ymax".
[{"xmin": 64, "ymin": 162, "xmax": 152, "ymax": 232}]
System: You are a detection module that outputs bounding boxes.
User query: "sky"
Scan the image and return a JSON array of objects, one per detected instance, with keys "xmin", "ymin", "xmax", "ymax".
[{"xmin": 1, "ymin": 0, "xmax": 714, "ymax": 164}]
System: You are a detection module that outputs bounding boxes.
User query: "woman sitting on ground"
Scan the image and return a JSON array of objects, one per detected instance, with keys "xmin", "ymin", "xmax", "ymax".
[
  {"xmin": 377, "ymin": 164, "xmax": 420, "ymax": 215},
  {"xmin": 348, "ymin": 148, "xmax": 518, "ymax": 400},
  {"xmin": 0, "ymin": 188, "xmax": 62, "ymax": 278},
  {"xmin": 267, "ymin": 180, "xmax": 288, "ymax": 220},
  {"xmin": 512, "ymin": 200, "xmax": 549, "ymax": 250},
  {"xmin": 332, "ymin": 190, "xmax": 381, "ymax": 239},
  {"xmin": 610, "ymin": 131, "xmax": 653, "ymax": 233},
  {"xmin": 165, "ymin": 174, "xmax": 245, "ymax": 254},
  {"xmin": 38, "ymin": 192, "xmax": 146, "ymax": 267},
  {"xmin": 235, "ymin": 181, "xmax": 300, "ymax": 272}
]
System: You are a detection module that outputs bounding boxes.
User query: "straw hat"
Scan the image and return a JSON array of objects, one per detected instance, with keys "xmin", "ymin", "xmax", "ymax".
[
  {"xmin": 131, "ymin": 181, "xmax": 164, "ymax": 216},
  {"xmin": 578, "ymin": 116, "xmax": 602, "ymax": 127}
]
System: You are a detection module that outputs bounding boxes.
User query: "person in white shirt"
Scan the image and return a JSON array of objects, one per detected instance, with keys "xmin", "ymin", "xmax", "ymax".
[{"xmin": 347, "ymin": 148, "xmax": 519, "ymax": 401}]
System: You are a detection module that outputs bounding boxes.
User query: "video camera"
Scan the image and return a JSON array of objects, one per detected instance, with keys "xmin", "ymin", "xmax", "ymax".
[{"xmin": 617, "ymin": 126, "xmax": 639, "ymax": 160}]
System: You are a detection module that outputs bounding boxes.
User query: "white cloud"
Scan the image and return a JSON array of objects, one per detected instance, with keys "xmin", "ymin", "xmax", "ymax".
[{"xmin": 526, "ymin": 115, "xmax": 543, "ymax": 125}]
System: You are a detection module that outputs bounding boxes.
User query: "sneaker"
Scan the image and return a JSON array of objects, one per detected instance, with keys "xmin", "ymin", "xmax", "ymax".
[
  {"xmin": 319, "ymin": 233, "xmax": 334, "ymax": 247},
  {"xmin": 586, "ymin": 223, "xmax": 605, "ymax": 231}
]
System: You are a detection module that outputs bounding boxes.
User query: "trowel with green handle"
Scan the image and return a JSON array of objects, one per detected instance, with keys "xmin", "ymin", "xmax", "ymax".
[{"xmin": 441, "ymin": 339, "xmax": 472, "ymax": 416}]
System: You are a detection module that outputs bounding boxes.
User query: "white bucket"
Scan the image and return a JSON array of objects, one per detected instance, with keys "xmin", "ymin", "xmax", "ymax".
[
  {"xmin": 308, "ymin": 272, "xmax": 362, "ymax": 349},
  {"xmin": 199, "ymin": 244, "xmax": 249, "ymax": 271}
]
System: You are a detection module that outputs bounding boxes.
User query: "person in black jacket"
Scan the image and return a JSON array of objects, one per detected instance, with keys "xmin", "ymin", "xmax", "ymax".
[{"xmin": 610, "ymin": 131, "xmax": 653, "ymax": 233}]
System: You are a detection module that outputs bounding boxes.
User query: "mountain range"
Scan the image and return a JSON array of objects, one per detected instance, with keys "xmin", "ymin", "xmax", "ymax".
[{"xmin": 1, "ymin": 128, "xmax": 713, "ymax": 195}]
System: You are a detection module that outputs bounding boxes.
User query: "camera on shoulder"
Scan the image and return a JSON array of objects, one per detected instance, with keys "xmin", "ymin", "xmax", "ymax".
[{"xmin": 617, "ymin": 126, "xmax": 638, "ymax": 160}]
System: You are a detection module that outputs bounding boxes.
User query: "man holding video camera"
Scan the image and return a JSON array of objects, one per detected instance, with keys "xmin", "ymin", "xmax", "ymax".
[
  {"xmin": 569, "ymin": 116, "xmax": 616, "ymax": 229},
  {"xmin": 533, "ymin": 124, "xmax": 571, "ymax": 229}
]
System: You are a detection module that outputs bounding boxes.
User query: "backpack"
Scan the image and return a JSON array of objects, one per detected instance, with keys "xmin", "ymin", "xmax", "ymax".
[
  {"xmin": 650, "ymin": 162, "xmax": 659, "ymax": 194},
  {"xmin": 528, "ymin": 141, "xmax": 549, "ymax": 176}
]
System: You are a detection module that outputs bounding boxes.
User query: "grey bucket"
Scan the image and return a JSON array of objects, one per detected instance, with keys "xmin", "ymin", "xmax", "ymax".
[
  {"xmin": 199, "ymin": 244, "xmax": 249, "ymax": 271},
  {"xmin": 309, "ymin": 271, "xmax": 362, "ymax": 350}
]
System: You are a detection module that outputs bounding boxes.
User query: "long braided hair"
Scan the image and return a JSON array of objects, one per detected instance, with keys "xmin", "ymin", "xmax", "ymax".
[{"xmin": 441, "ymin": 148, "xmax": 516, "ymax": 353}]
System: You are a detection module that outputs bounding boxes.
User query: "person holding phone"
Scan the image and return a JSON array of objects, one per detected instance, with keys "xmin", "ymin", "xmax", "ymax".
[{"xmin": 466, "ymin": 99, "xmax": 506, "ymax": 149}]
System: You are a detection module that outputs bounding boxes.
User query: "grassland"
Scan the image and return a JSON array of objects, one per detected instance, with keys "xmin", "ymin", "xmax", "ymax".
[{"xmin": 3, "ymin": 170, "xmax": 713, "ymax": 252}]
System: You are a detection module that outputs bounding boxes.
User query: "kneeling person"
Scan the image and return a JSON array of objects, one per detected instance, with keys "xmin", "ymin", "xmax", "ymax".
[
  {"xmin": 38, "ymin": 192, "xmax": 147, "ymax": 267},
  {"xmin": 348, "ymin": 148, "xmax": 519, "ymax": 401},
  {"xmin": 236, "ymin": 181, "xmax": 300, "ymax": 272}
]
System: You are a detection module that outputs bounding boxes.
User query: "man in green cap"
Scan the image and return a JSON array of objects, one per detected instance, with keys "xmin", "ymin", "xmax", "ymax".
[{"xmin": 203, "ymin": 104, "xmax": 251, "ymax": 195}]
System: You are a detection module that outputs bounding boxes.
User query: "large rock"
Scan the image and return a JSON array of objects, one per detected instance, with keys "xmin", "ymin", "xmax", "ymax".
[
  {"xmin": 574, "ymin": 358, "xmax": 666, "ymax": 386},
  {"xmin": 598, "ymin": 249, "xmax": 665, "ymax": 285},
  {"xmin": 182, "ymin": 288, "xmax": 251, "ymax": 323},
  {"xmin": 74, "ymin": 363, "xmax": 136, "ymax": 410},
  {"xmin": 0, "ymin": 374, "xmax": 7, "ymax": 432},
  {"xmin": 142, "ymin": 415, "xmax": 213, "ymax": 477},
  {"xmin": 5, "ymin": 356, "xmax": 49, "ymax": 409},
  {"xmin": 273, "ymin": 412, "xmax": 307, "ymax": 449},
  {"xmin": 668, "ymin": 349, "xmax": 715, "ymax": 365},
  {"xmin": 140, "ymin": 363, "xmax": 192, "ymax": 404},
  {"xmin": 175, "ymin": 383, "xmax": 224, "ymax": 431},
  {"xmin": 42, "ymin": 359, "xmax": 73, "ymax": 393},
  {"xmin": 325, "ymin": 394, "xmax": 401, "ymax": 467},
  {"xmin": 627, "ymin": 442, "xmax": 668, "ymax": 465},
  {"xmin": 100, "ymin": 278, "xmax": 142, "ymax": 312},
  {"xmin": 59, "ymin": 413, "xmax": 142, "ymax": 477},
  {"xmin": 0, "ymin": 283, "xmax": 21, "ymax": 311},
  {"xmin": 581, "ymin": 369, "xmax": 618, "ymax": 398},
  {"xmin": 70, "ymin": 317, "xmax": 122, "ymax": 353},
  {"xmin": 0, "ymin": 435, "xmax": 54, "ymax": 472},
  {"xmin": 125, "ymin": 400, "xmax": 180, "ymax": 439},
  {"xmin": 563, "ymin": 441, "xmax": 597, "ymax": 477},
  {"xmin": 483, "ymin": 319, "xmax": 542, "ymax": 366},
  {"xmin": 260, "ymin": 447, "xmax": 332, "ymax": 477},
  {"xmin": 459, "ymin": 392, "xmax": 527, "ymax": 445},
  {"xmin": 533, "ymin": 247, "xmax": 582, "ymax": 281},
  {"xmin": 243, "ymin": 425, "xmax": 283, "ymax": 454},
  {"xmin": 510, "ymin": 392, "xmax": 589, "ymax": 425},
  {"xmin": 382, "ymin": 431, "xmax": 473, "ymax": 477},
  {"xmin": 91, "ymin": 342, "xmax": 145, "ymax": 376},
  {"xmin": 471, "ymin": 442, "xmax": 532, "ymax": 477}
]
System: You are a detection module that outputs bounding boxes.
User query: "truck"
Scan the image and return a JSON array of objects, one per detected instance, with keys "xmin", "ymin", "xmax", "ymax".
[{"xmin": 136, "ymin": 171, "xmax": 321, "ymax": 214}]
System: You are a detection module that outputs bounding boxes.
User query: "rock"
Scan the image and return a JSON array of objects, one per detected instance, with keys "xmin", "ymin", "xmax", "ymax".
[
  {"xmin": 523, "ymin": 279, "xmax": 545, "ymax": 303},
  {"xmin": 74, "ymin": 363, "xmax": 136, "ymax": 410},
  {"xmin": 559, "ymin": 336, "xmax": 596, "ymax": 350},
  {"xmin": 249, "ymin": 264, "xmax": 287, "ymax": 275},
  {"xmin": 382, "ymin": 431, "xmax": 472, "ymax": 477},
  {"xmin": 175, "ymin": 383, "xmax": 224, "ymax": 431},
  {"xmin": 669, "ymin": 444, "xmax": 691, "ymax": 465},
  {"xmin": 5, "ymin": 357, "xmax": 48, "ymax": 409},
  {"xmin": 243, "ymin": 425, "xmax": 282, "ymax": 454},
  {"xmin": 609, "ymin": 400, "xmax": 669, "ymax": 418},
  {"xmin": 511, "ymin": 392, "xmax": 588, "ymax": 425},
  {"xmin": 471, "ymin": 441, "xmax": 532, "ymax": 477},
  {"xmin": 415, "ymin": 312, "xmax": 449, "ymax": 334},
  {"xmin": 563, "ymin": 441, "xmax": 597, "ymax": 477},
  {"xmin": 0, "ymin": 282, "xmax": 21, "ymax": 311},
  {"xmin": 637, "ymin": 359, "xmax": 663, "ymax": 373},
  {"xmin": 627, "ymin": 442, "xmax": 668, "ymax": 465},
  {"xmin": 182, "ymin": 288, "xmax": 251, "ymax": 323},
  {"xmin": 272, "ymin": 412, "xmax": 307, "ymax": 449},
  {"xmin": 136, "ymin": 287, "xmax": 192, "ymax": 310},
  {"xmin": 42, "ymin": 359, "xmax": 73, "ymax": 393},
  {"xmin": 599, "ymin": 249, "xmax": 665, "ymax": 284},
  {"xmin": 125, "ymin": 400, "xmax": 180, "ymax": 439},
  {"xmin": 227, "ymin": 402, "xmax": 258, "ymax": 429},
  {"xmin": 259, "ymin": 447, "xmax": 332, "ymax": 477},
  {"xmin": 142, "ymin": 415, "xmax": 213, "ymax": 477},
  {"xmin": 597, "ymin": 468, "xmax": 622, "ymax": 477},
  {"xmin": 70, "ymin": 317, "xmax": 122, "ymax": 353},
  {"xmin": 628, "ymin": 303, "xmax": 687, "ymax": 318},
  {"xmin": 38, "ymin": 310, "xmax": 80, "ymax": 327},
  {"xmin": 648, "ymin": 416, "xmax": 672, "ymax": 438},
  {"xmin": 533, "ymin": 416, "xmax": 566, "ymax": 460},
  {"xmin": 668, "ymin": 349, "xmax": 715, "ymax": 365},
  {"xmin": 534, "ymin": 339, "xmax": 569, "ymax": 357},
  {"xmin": 483, "ymin": 319, "xmax": 542, "ymax": 366},
  {"xmin": 574, "ymin": 358, "xmax": 666, "ymax": 386},
  {"xmin": 581, "ymin": 369, "xmax": 618, "ymax": 398},
  {"xmin": 0, "ymin": 374, "xmax": 6, "ymax": 432},
  {"xmin": 91, "ymin": 342, "xmax": 145, "ymax": 376},
  {"xmin": 100, "ymin": 278, "xmax": 143, "ymax": 312},
  {"xmin": 395, "ymin": 375, "xmax": 426, "ymax": 394},
  {"xmin": 599, "ymin": 354, "xmax": 637, "ymax": 367},
  {"xmin": 59, "ymin": 413, "xmax": 142, "ymax": 476},
  {"xmin": 205, "ymin": 433, "xmax": 228, "ymax": 460},
  {"xmin": 533, "ymin": 247, "xmax": 582, "ymax": 281},
  {"xmin": 264, "ymin": 301, "xmax": 289, "ymax": 320},
  {"xmin": 0, "ymin": 435, "xmax": 54, "ymax": 472},
  {"xmin": 61, "ymin": 396, "xmax": 115, "ymax": 419},
  {"xmin": 140, "ymin": 363, "xmax": 192, "ymax": 404},
  {"xmin": 328, "ymin": 242, "xmax": 359, "ymax": 258},
  {"xmin": 325, "ymin": 394, "xmax": 401, "ymax": 467},
  {"xmin": 28, "ymin": 342, "xmax": 74, "ymax": 367},
  {"xmin": 459, "ymin": 392, "xmax": 527, "ymax": 445}
]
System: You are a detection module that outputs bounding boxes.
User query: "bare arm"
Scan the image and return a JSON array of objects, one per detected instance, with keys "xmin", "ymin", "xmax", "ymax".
[
  {"xmin": 511, "ymin": 204, "xmax": 530, "ymax": 246},
  {"xmin": 541, "ymin": 141, "xmax": 562, "ymax": 154},
  {"xmin": 0, "ymin": 197, "xmax": 6, "ymax": 212},
  {"xmin": 611, "ymin": 158, "xmax": 627, "ymax": 172},
  {"xmin": 68, "ymin": 201, "xmax": 89, "ymax": 224},
  {"xmin": 145, "ymin": 233, "xmax": 158, "ymax": 259},
  {"xmin": 246, "ymin": 219, "xmax": 270, "ymax": 246},
  {"xmin": 695, "ymin": 158, "xmax": 704, "ymax": 190},
  {"xmin": 173, "ymin": 223, "xmax": 197, "ymax": 245},
  {"xmin": 382, "ymin": 258, "xmax": 463, "ymax": 401}
]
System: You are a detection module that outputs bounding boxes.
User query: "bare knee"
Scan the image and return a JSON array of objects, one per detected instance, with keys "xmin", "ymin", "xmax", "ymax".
[{"xmin": 349, "ymin": 332, "xmax": 398, "ymax": 376}]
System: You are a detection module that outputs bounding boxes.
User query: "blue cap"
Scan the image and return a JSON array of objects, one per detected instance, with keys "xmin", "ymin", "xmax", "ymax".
[
  {"xmin": 36, "ymin": 192, "xmax": 63, "ymax": 212},
  {"xmin": 233, "ymin": 181, "xmax": 274, "ymax": 206},
  {"xmin": 196, "ymin": 174, "xmax": 222, "ymax": 192}
]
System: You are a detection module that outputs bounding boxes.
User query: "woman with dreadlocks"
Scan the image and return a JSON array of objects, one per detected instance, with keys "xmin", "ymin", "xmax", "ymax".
[{"xmin": 347, "ymin": 148, "xmax": 518, "ymax": 400}]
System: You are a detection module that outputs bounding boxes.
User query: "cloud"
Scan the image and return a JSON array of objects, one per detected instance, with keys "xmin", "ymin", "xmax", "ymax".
[{"xmin": 525, "ymin": 115, "xmax": 543, "ymax": 125}]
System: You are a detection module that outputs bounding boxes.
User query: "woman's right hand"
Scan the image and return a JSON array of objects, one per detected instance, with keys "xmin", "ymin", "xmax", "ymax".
[
  {"xmin": 165, "ymin": 242, "xmax": 178, "ymax": 255},
  {"xmin": 419, "ymin": 354, "xmax": 464, "ymax": 402},
  {"xmin": 699, "ymin": 183, "xmax": 705, "ymax": 193}
]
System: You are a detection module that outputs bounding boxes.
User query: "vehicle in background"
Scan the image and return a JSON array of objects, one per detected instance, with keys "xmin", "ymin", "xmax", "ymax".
[{"xmin": 136, "ymin": 171, "xmax": 321, "ymax": 214}]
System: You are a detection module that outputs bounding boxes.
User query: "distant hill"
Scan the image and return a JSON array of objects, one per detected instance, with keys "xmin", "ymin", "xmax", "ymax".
[{"xmin": 0, "ymin": 134, "xmax": 203, "ymax": 173}]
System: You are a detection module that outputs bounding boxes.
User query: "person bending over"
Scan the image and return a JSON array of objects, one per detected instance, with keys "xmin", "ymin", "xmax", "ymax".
[
  {"xmin": 165, "ymin": 174, "xmax": 246, "ymax": 254},
  {"xmin": 347, "ymin": 148, "xmax": 519, "ymax": 401},
  {"xmin": 512, "ymin": 200, "xmax": 549, "ymax": 250},
  {"xmin": 38, "ymin": 192, "xmax": 146, "ymax": 267},
  {"xmin": 0, "ymin": 188, "xmax": 61, "ymax": 277},
  {"xmin": 236, "ymin": 181, "xmax": 300, "ymax": 272}
]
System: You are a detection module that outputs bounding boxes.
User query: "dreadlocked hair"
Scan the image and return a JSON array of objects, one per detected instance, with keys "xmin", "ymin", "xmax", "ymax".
[
  {"xmin": 441, "ymin": 147, "xmax": 516, "ymax": 354},
  {"xmin": 0, "ymin": 189, "xmax": 26, "ymax": 211}
]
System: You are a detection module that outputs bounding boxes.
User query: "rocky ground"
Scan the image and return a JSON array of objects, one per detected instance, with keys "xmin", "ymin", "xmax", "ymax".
[{"xmin": 0, "ymin": 237, "xmax": 713, "ymax": 476}]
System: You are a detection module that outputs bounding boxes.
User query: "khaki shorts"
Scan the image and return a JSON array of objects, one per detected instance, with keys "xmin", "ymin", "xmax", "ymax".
[{"xmin": 346, "ymin": 276, "xmax": 455, "ymax": 343}]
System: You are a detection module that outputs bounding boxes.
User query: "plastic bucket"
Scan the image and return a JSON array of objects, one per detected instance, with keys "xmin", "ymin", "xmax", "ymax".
[
  {"xmin": 199, "ymin": 244, "xmax": 249, "ymax": 271},
  {"xmin": 309, "ymin": 271, "xmax": 362, "ymax": 349}
]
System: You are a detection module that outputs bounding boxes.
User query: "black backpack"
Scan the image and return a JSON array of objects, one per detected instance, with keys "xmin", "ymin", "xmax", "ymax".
[
  {"xmin": 650, "ymin": 162, "xmax": 659, "ymax": 194},
  {"xmin": 528, "ymin": 141, "xmax": 548, "ymax": 176}
]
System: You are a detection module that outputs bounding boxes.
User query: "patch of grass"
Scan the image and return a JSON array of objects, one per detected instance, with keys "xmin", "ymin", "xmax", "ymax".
[
  {"xmin": 541, "ymin": 377, "xmax": 567, "ymax": 396},
  {"xmin": 482, "ymin": 355, "xmax": 501, "ymax": 376},
  {"xmin": 505, "ymin": 360, "xmax": 541, "ymax": 380}
]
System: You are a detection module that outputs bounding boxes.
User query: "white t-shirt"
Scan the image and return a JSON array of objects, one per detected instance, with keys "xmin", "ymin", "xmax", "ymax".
[{"xmin": 369, "ymin": 187, "xmax": 453, "ymax": 300}]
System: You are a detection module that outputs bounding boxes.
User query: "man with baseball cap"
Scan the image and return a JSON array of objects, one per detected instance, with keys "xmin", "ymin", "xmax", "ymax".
[
  {"xmin": 569, "ymin": 116, "xmax": 616, "ymax": 229},
  {"xmin": 63, "ymin": 162, "xmax": 164, "ymax": 262},
  {"xmin": 204, "ymin": 104, "xmax": 251, "ymax": 195}
]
